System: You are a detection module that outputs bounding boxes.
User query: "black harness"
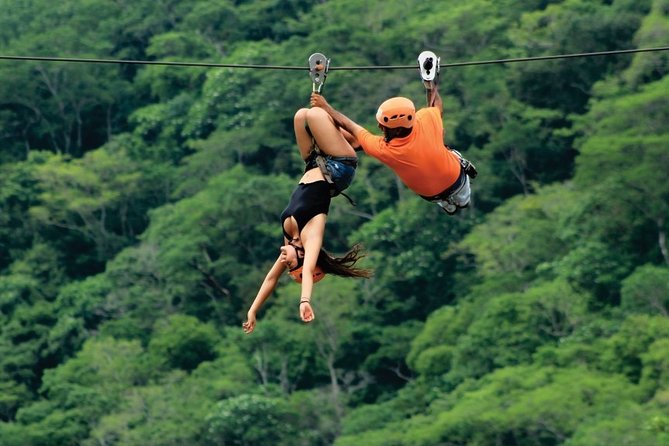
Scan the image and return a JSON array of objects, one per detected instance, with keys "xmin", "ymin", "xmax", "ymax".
[
  {"xmin": 420, "ymin": 166, "xmax": 467, "ymax": 202},
  {"xmin": 420, "ymin": 151, "xmax": 477, "ymax": 202}
]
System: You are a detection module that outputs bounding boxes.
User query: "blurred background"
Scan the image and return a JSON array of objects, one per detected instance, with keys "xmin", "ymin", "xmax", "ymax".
[{"xmin": 0, "ymin": 0, "xmax": 668, "ymax": 445}]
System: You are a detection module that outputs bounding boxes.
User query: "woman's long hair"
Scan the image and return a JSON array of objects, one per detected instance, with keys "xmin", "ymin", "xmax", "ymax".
[{"xmin": 318, "ymin": 243, "xmax": 372, "ymax": 278}]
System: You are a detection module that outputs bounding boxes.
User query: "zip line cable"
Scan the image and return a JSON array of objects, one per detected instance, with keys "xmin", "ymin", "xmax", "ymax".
[
  {"xmin": 0, "ymin": 55, "xmax": 302, "ymax": 70},
  {"xmin": 0, "ymin": 46, "xmax": 667, "ymax": 71},
  {"xmin": 338, "ymin": 46, "xmax": 669, "ymax": 70}
]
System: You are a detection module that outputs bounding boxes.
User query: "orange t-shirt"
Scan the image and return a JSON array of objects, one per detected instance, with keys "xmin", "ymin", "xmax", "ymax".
[{"xmin": 357, "ymin": 107, "xmax": 461, "ymax": 196}]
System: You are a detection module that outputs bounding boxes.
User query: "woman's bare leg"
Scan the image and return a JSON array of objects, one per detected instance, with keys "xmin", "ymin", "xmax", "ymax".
[
  {"xmin": 304, "ymin": 107, "xmax": 356, "ymax": 157},
  {"xmin": 293, "ymin": 108, "xmax": 315, "ymax": 160}
]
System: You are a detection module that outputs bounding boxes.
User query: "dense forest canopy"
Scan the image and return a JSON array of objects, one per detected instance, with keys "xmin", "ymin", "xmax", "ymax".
[{"xmin": 0, "ymin": 0, "xmax": 668, "ymax": 445}]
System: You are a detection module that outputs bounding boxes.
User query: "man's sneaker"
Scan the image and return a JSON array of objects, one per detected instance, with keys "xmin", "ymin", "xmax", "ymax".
[{"xmin": 438, "ymin": 201, "xmax": 458, "ymax": 215}]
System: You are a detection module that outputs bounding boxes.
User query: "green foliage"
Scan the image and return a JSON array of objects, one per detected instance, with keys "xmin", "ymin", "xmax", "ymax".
[
  {"xmin": 0, "ymin": 0, "xmax": 137, "ymax": 158},
  {"xmin": 352, "ymin": 197, "xmax": 473, "ymax": 322},
  {"xmin": 0, "ymin": 160, "xmax": 40, "ymax": 270},
  {"xmin": 359, "ymin": 321, "xmax": 422, "ymax": 398},
  {"xmin": 623, "ymin": 0, "xmax": 669, "ymax": 87},
  {"xmin": 459, "ymin": 184, "xmax": 569, "ymax": 283},
  {"xmin": 565, "ymin": 399, "xmax": 669, "ymax": 446},
  {"xmin": 639, "ymin": 339, "xmax": 669, "ymax": 397},
  {"xmin": 0, "ymin": 2, "xmax": 667, "ymax": 446},
  {"xmin": 137, "ymin": 166, "xmax": 293, "ymax": 323},
  {"xmin": 621, "ymin": 264, "xmax": 669, "ymax": 316},
  {"xmin": 147, "ymin": 314, "xmax": 219, "ymax": 372},
  {"xmin": 556, "ymin": 240, "xmax": 634, "ymax": 305},
  {"xmin": 597, "ymin": 315, "xmax": 669, "ymax": 383},
  {"xmin": 407, "ymin": 303, "xmax": 476, "ymax": 377},
  {"xmin": 508, "ymin": 0, "xmax": 648, "ymax": 113},
  {"xmin": 561, "ymin": 76, "xmax": 669, "ymax": 302},
  {"xmin": 4, "ymin": 337, "xmax": 146, "ymax": 445},
  {"xmin": 340, "ymin": 402, "xmax": 403, "ymax": 438},
  {"xmin": 474, "ymin": 102, "xmax": 573, "ymax": 201},
  {"xmin": 437, "ymin": 280, "xmax": 588, "ymax": 384},
  {"xmin": 0, "ymin": 370, "xmax": 31, "ymax": 422},
  {"xmin": 0, "ymin": 242, "xmax": 71, "ymax": 413},
  {"xmin": 205, "ymin": 394, "xmax": 296, "ymax": 446},
  {"xmin": 353, "ymin": 366, "xmax": 642, "ymax": 446},
  {"xmin": 28, "ymin": 147, "xmax": 156, "ymax": 270},
  {"xmin": 83, "ymin": 342, "xmax": 253, "ymax": 446},
  {"xmin": 48, "ymin": 274, "xmax": 115, "ymax": 360}
]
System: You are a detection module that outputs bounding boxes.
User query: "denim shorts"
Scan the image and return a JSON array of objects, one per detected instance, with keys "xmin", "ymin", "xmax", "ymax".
[{"xmin": 325, "ymin": 156, "xmax": 357, "ymax": 194}]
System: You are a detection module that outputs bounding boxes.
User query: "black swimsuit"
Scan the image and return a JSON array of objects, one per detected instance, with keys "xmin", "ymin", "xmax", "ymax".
[{"xmin": 280, "ymin": 181, "xmax": 331, "ymax": 240}]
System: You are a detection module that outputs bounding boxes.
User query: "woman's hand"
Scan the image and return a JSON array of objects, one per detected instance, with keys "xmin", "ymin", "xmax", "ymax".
[
  {"xmin": 242, "ymin": 311, "xmax": 257, "ymax": 334},
  {"xmin": 300, "ymin": 301, "xmax": 315, "ymax": 323}
]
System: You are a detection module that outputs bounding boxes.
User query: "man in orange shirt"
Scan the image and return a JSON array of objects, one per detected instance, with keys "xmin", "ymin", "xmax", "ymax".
[{"xmin": 310, "ymin": 82, "xmax": 475, "ymax": 215}]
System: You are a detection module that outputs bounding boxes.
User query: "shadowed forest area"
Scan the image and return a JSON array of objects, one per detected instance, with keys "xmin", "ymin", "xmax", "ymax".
[{"xmin": 0, "ymin": 0, "xmax": 668, "ymax": 445}]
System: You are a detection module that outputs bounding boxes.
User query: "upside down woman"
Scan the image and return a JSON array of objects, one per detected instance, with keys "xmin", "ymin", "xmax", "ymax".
[{"xmin": 242, "ymin": 106, "xmax": 372, "ymax": 334}]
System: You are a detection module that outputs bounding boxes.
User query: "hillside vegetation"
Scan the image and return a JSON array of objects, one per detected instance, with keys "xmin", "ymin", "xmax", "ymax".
[{"xmin": 0, "ymin": 0, "xmax": 668, "ymax": 445}]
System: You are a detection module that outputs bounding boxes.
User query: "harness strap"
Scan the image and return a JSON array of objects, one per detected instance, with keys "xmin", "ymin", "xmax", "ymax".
[
  {"xmin": 303, "ymin": 125, "xmax": 357, "ymax": 206},
  {"xmin": 315, "ymin": 153, "xmax": 334, "ymax": 185}
]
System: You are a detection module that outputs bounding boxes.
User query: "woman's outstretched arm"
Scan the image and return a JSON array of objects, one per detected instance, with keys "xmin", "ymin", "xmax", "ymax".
[
  {"xmin": 243, "ymin": 256, "xmax": 286, "ymax": 334},
  {"xmin": 296, "ymin": 214, "xmax": 326, "ymax": 323}
]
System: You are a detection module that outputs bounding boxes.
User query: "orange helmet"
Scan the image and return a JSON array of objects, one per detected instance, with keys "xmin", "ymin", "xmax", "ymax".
[
  {"xmin": 376, "ymin": 97, "xmax": 415, "ymax": 129},
  {"xmin": 289, "ymin": 265, "xmax": 326, "ymax": 284}
]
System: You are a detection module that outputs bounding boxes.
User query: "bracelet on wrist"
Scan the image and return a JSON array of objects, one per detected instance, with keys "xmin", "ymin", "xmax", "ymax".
[{"xmin": 300, "ymin": 298, "xmax": 311, "ymax": 305}]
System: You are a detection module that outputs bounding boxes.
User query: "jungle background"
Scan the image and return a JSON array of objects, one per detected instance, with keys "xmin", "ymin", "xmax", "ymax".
[{"xmin": 0, "ymin": 0, "xmax": 668, "ymax": 445}]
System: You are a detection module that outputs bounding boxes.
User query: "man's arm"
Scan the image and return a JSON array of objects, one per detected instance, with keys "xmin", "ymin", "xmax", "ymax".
[
  {"xmin": 425, "ymin": 82, "xmax": 443, "ymax": 116},
  {"xmin": 310, "ymin": 93, "xmax": 366, "ymax": 140}
]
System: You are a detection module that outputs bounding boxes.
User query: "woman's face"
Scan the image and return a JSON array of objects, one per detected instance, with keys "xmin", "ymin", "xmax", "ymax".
[{"xmin": 279, "ymin": 244, "xmax": 301, "ymax": 270}]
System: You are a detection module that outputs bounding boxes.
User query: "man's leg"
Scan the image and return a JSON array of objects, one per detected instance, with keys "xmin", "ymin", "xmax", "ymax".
[
  {"xmin": 435, "ymin": 176, "xmax": 471, "ymax": 215},
  {"xmin": 451, "ymin": 176, "xmax": 471, "ymax": 208}
]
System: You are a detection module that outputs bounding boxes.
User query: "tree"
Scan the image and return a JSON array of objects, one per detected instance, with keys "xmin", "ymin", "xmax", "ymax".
[
  {"xmin": 5, "ymin": 337, "xmax": 146, "ymax": 446},
  {"xmin": 352, "ymin": 197, "xmax": 473, "ymax": 324},
  {"xmin": 475, "ymin": 101, "xmax": 573, "ymax": 198},
  {"xmin": 85, "ymin": 342, "xmax": 254, "ymax": 446},
  {"xmin": 0, "ymin": 243, "xmax": 67, "ymax": 409},
  {"xmin": 407, "ymin": 303, "xmax": 477, "ymax": 378},
  {"xmin": 0, "ymin": 0, "xmax": 133, "ymax": 157},
  {"xmin": 146, "ymin": 314, "xmax": 219, "ymax": 373},
  {"xmin": 0, "ymin": 160, "xmax": 40, "ymax": 270},
  {"xmin": 507, "ymin": 0, "xmax": 647, "ymax": 113},
  {"xmin": 565, "ymin": 400, "xmax": 669, "ymax": 446},
  {"xmin": 29, "ymin": 148, "xmax": 148, "ymax": 267},
  {"xmin": 205, "ymin": 394, "xmax": 296, "ymax": 446},
  {"xmin": 598, "ymin": 315, "xmax": 669, "ymax": 383},
  {"xmin": 459, "ymin": 184, "xmax": 569, "ymax": 285},
  {"xmin": 621, "ymin": 264, "xmax": 669, "ymax": 316},
  {"xmin": 622, "ymin": 0, "xmax": 669, "ymax": 87},
  {"xmin": 572, "ymin": 77, "xmax": 669, "ymax": 267},
  {"xmin": 639, "ymin": 338, "xmax": 669, "ymax": 397}
]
